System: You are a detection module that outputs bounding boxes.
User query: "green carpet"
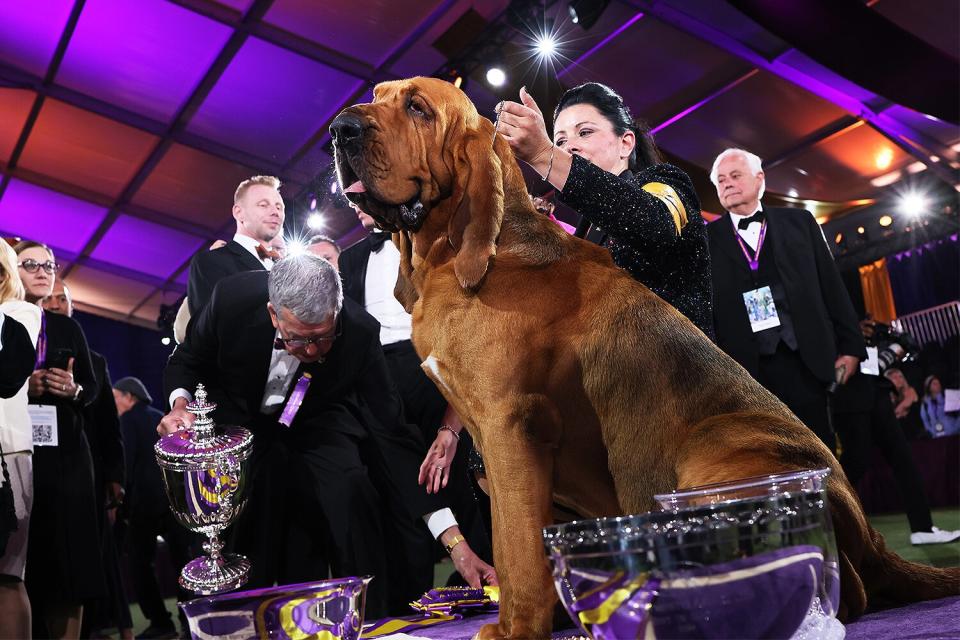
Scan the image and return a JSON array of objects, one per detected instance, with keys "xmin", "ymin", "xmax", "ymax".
[{"xmin": 868, "ymin": 507, "xmax": 960, "ymax": 568}]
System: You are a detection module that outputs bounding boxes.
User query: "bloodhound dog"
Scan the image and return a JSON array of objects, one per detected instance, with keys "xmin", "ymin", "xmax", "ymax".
[{"xmin": 331, "ymin": 77, "xmax": 958, "ymax": 639}]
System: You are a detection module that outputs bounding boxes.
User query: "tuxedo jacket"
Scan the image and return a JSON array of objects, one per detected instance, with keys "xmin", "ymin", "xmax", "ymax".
[
  {"xmin": 707, "ymin": 207, "xmax": 865, "ymax": 383},
  {"xmin": 164, "ymin": 269, "xmax": 443, "ymax": 518},
  {"xmin": 0, "ymin": 313, "xmax": 35, "ymax": 399},
  {"xmin": 187, "ymin": 240, "xmax": 264, "ymax": 316}
]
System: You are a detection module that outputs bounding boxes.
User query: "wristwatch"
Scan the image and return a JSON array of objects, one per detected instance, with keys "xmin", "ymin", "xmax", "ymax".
[{"xmin": 444, "ymin": 534, "xmax": 465, "ymax": 554}]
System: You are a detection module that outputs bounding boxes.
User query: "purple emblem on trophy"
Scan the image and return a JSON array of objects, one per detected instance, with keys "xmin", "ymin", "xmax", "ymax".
[{"xmin": 155, "ymin": 384, "xmax": 254, "ymax": 594}]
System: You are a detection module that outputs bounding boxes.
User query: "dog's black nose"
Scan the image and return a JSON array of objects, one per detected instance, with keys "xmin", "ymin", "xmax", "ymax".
[{"xmin": 330, "ymin": 112, "xmax": 363, "ymax": 148}]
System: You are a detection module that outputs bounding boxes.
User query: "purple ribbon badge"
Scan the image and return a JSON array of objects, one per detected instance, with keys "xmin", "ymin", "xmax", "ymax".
[{"xmin": 279, "ymin": 373, "xmax": 312, "ymax": 427}]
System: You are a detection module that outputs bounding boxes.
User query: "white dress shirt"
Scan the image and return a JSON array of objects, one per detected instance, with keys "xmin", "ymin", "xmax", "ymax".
[
  {"xmin": 233, "ymin": 233, "xmax": 274, "ymax": 270},
  {"xmin": 260, "ymin": 335, "xmax": 300, "ymax": 413},
  {"xmin": 728, "ymin": 204, "xmax": 764, "ymax": 251},
  {"xmin": 364, "ymin": 240, "xmax": 412, "ymax": 346}
]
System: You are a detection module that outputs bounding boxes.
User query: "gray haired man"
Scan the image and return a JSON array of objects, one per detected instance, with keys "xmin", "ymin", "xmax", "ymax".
[{"xmin": 160, "ymin": 254, "xmax": 495, "ymax": 617}]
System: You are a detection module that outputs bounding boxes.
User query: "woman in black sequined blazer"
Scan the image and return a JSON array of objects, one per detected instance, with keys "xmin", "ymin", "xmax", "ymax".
[{"xmin": 497, "ymin": 83, "xmax": 713, "ymax": 337}]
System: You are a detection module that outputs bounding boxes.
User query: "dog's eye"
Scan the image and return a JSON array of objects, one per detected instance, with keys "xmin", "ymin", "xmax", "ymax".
[{"xmin": 407, "ymin": 98, "xmax": 428, "ymax": 117}]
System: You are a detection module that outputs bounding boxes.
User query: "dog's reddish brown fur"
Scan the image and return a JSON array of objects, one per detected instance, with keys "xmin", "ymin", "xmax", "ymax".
[{"xmin": 334, "ymin": 77, "xmax": 959, "ymax": 639}]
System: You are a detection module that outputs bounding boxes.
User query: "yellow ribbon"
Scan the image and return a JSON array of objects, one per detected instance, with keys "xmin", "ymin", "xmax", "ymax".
[
  {"xmin": 255, "ymin": 588, "xmax": 338, "ymax": 640},
  {"xmin": 576, "ymin": 573, "xmax": 649, "ymax": 626},
  {"xmin": 642, "ymin": 182, "xmax": 688, "ymax": 234}
]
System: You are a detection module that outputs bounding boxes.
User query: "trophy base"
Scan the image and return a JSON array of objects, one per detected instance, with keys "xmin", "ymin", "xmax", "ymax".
[{"xmin": 180, "ymin": 553, "xmax": 250, "ymax": 595}]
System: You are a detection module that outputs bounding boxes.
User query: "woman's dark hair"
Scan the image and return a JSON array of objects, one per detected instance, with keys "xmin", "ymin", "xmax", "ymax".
[
  {"xmin": 553, "ymin": 82, "xmax": 662, "ymax": 172},
  {"xmin": 13, "ymin": 240, "xmax": 54, "ymax": 260}
]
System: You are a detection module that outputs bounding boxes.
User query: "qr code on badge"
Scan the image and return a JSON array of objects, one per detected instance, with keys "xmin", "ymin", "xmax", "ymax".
[{"xmin": 33, "ymin": 424, "xmax": 54, "ymax": 446}]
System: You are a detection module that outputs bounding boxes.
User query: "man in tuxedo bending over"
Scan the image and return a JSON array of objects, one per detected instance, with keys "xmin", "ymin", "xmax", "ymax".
[
  {"xmin": 160, "ymin": 254, "xmax": 494, "ymax": 617},
  {"xmin": 186, "ymin": 175, "xmax": 285, "ymax": 316},
  {"xmin": 707, "ymin": 148, "xmax": 865, "ymax": 450}
]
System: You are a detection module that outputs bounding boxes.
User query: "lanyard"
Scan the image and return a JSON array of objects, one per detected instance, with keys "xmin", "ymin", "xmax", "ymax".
[
  {"xmin": 34, "ymin": 310, "xmax": 47, "ymax": 369},
  {"xmin": 734, "ymin": 220, "xmax": 767, "ymax": 271}
]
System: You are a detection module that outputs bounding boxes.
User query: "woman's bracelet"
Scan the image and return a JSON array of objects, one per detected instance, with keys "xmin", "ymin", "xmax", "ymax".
[
  {"xmin": 438, "ymin": 425, "xmax": 460, "ymax": 441},
  {"xmin": 542, "ymin": 143, "xmax": 556, "ymax": 183}
]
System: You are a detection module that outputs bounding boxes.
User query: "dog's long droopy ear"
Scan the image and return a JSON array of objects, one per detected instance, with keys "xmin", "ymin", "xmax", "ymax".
[
  {"xmin": 392, "ymin": 230, "xmax": 419, "ymax": 313},
  {"xmin": 449, "ymin": 121, "xmax": 506, "ymax": 291}
]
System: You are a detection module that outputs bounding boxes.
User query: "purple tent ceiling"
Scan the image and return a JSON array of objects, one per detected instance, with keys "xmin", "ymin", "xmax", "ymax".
[{"xmin": 0, "ymin": 0, "xmax": 955, "ymax": 327}]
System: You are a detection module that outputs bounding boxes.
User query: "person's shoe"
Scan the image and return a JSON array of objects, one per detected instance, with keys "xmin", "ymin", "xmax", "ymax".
[
  {"xmin": 136, "ymin": 623, "xmax": 179, "ymax": 639},
  {"xmin": 910, "ymin": 527, "xmax": 960, "ymax": 545}
]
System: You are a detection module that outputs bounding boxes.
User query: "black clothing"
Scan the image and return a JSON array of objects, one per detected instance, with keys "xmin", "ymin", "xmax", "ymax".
[
  {"xmin": 128, "ymin": 510, "xmax": 195, "ymax": 631},
  {"xmin": 26, "ymin": 312, "xmax": 105, "ymax": 607},
  {"xmin": 0, "ymin": 314, "xmax": 35, "ymax": 398},
  {"xmin": 120, "ymin": 402, "xmax": 167, "ymax": 519},
  {"xmin": 709, "ymin": 208, "xmax": 865, "ymax": 451},
  {"xmin": 759, "ymin": 343, "xmax": 832, "ymax": 447},
  {"xmin": 165, "ymin": 270, "xmax": 445, "ymax": 616},
  {"xmin": 186, "ymin": 240, "xmax": 264, "ymax": 316},
  {"xmin": 120, "ymin": 401, "xmax": 196, "ymax": 629},
  {"xmin": 81, "ymin": 351, "xmax": 131, "ymax": 637},
  {"xmin": 708, "ymin": 208, "xmax": 866, "ymax": 383},
  {"xmin": 84, "ymin": 351, "xmax": 125, "ymax": 491},
  {"xmin": 559, "ymin": 156, "xmax": 713, "ymax": 337},
  {"xmin": 833, "ymin": 372, "xmax": 933, "ymax": 532}
]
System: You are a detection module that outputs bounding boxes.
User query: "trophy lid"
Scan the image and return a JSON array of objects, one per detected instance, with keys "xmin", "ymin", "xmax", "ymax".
[{"xmin": 155, "ymin": 384, "xmax": 253, "ymax": 472}]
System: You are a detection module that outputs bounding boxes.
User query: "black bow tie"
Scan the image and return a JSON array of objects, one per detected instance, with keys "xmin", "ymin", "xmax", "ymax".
[
  {"xmin": 737, "ymin": 211, "xmax": 764, "ymax": 230},
  {"xmin": 369, "ymin": 232, "xmax": 391, "ymax": 252}
]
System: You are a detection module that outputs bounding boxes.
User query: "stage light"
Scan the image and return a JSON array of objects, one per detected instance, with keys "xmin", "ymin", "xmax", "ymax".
[
  {"xmin": 439, "ymin": 68, "xmax": 467, "ymax": 90},
  {"xmin": 309, "ymin": 196, "xmax": 317, "ymax": 210},
  {"xmin": 535, "ymin": 34, "xmax": 557, "ymax": 57},
  {"xmin": 899, "ymin": 192, "xmax": 928, "ymax": 217},
  {"xmin": 857, "ymin": 226, "xmax": 865, "ymax": 235},
  {"xmin": 486, "ymin": 67, "xmax": 506, "ymax": 87},
  {"xmin": 835, "ymin": 232, "xmax": 844, "ymax": 244},
  {"xmin": 307, "ymin": 213, "xmax": 325, "ymax": 230},
  {"xmin": 795, "ymin": 167, "xmax": 809, "ymax": 176},
  {"xmin": 161, "ymin": 336, "xmax": 171, "ymax": 346},
  {"xmin": 879, "ymin": 215, "xmax": 893, "ymax": 227},
  {"xmin": 330, "ymin": 180, "xmax": 338, "ymax": 194},
  {"xmin": 787, "ymin": 188, "xmax": 799, "ymax": 198},
  {"xmin": 568, "ymin": 0, "xmax": 610, "ymax": 30},
  {"xmin": 286, "ymin": 239, "xmax": 307, "ymax": 257},
  {"xmin": 875, "ymin": 148, "xmax": 893, "ymax": 170}
]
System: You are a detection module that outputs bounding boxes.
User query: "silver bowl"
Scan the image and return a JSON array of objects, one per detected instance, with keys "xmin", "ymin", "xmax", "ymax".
[
  {"xmin": 179, "ymin": 576, "xmax": 372, "ymax": 640},
  {"xmin": 543, "ymin": 468, "xmax": 842, "ymax": 639}
]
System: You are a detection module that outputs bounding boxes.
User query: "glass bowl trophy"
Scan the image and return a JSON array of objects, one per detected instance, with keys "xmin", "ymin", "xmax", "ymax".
[{"xmin": 155, "ymin": 384, "xmax": 254, "ymax": 595}]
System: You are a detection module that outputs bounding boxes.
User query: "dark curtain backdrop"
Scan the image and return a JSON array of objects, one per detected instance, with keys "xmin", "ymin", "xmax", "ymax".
[
  {"xmin": 886, "ymin": 234, "xmax": 959, "ymax": 316},
  {"xmin": 74, "ymin": 310, "xmax": 174, "ymax": 411}
]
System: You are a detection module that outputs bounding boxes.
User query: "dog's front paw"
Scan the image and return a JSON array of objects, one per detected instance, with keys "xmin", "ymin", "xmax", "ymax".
[{"xmin": 474, "ymin": 622, "xmax": 506, "ymax": 640}]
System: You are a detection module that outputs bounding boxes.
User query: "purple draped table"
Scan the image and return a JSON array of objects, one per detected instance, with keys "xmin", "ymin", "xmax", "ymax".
[{"xmin": 365, "ymin": 596, "xmax": 960, "ymax": 639}]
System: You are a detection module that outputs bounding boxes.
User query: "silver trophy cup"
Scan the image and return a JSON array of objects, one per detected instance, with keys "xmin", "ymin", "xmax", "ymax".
[{"xmin": 155, "ymin": 384, "xmax": 254, "ymax": 594}]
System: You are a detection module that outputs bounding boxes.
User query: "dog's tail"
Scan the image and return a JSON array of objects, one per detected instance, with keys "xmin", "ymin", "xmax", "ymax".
[{"xmin": 829, "ymin": 475, "xmax": 960, "ymax": 613}]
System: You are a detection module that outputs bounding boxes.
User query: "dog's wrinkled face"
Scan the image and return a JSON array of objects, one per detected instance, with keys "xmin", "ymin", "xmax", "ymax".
[{"xmin": 330, "ymin": 77, "xmax": 481, "ymax": 232}]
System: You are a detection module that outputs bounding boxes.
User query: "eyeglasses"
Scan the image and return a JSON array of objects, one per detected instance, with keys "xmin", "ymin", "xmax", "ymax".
[
  {"xmin": 18, "ymin": 259, "xmax": 60, "ymax": 274},
  {"xmin": 274, "ymin": 315, "xmax": 341, "ymax": 350}
]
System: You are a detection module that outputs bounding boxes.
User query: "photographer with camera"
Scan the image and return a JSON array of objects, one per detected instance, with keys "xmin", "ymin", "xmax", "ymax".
[{"xmin": 832, "ymin": 316, "xmax": 960, "ymax": 545}]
